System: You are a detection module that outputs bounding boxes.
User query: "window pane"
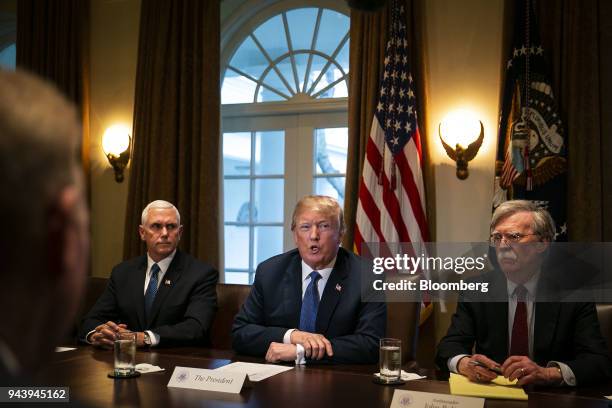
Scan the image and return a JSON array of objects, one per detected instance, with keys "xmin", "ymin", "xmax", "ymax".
[
  {"xmin": 224, "ymin": 225, "xmax": 250, "ymax": 269},
  {"xmin": 314, "ymin": 10, "xmax": 348, "ymax": 57},
  {"xmin": 225, "ymin": 272, "xmax": 250, "ymax": 285},
  {"xmin": 222, "ymin": 69, "xmax": 257, "ymax": 104},
  {"xmin": 0, "ymin": 44, "xmax": 16, "ymax": 70},
  {"xmin": 254, "ymin": 226, "xmax": 283, "ymax": 265},
  {"xmin": 275, "ymin": 57, "xmax": 297, "ymax": 94},
  {"xmin": 254, "ymin": 179, "xmax": 284, "ymax": 223},
  {"xmin": 314, "ymin": 128, "xmax": 348, "ymax": 175},
  {"xmin": 257, "ymin": 86, "xmax": 286, "ymax": 102},
  {"xmin": 230, "ymin": 36, "xmax": 268, "ymax": 79},
  {"xmin": 293, "ymin": 53, "xmax": 309, "ymax": 92},
  {"xmin": 287, "ymin": 8, "xmax": 318, "ymax": 51},
  {"xmin": 336, "ymin": 40, "xmax": 349, "ymax": 74},
  {"xmin": 316, "ymin": 80, "xmax": 347, "ymax": 99},
  {"xmin": 255, "ymin": 131, "xmax": 285, "ymax": 175},
  {"xmin": 314, "ymin": 176, "xmax": 345, "ymax": 206},
  {"xmin": 224, "ymin": 179, "xmax": 251, "ymax": 223},
  {"xmin": 305, "ymin": 54, "xmax": 329, "ymax": 92},
  {"xmin": 253, "ymin": 14, "xmax": 289, "ymax": 61},
  {"xmin": 223, "ymin": 132, "xmax": 251, "ymax": 175},
  {"xmin": 260, "ymin": 69, "xmax": 291, "ymax": 99},
  {"xmin": 312, "ymin": 65, "xmax": 344, "ymax": 97}
]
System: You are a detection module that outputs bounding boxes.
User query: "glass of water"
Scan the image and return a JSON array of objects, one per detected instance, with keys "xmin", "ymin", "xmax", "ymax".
[
  {"xmin": 114, "ymin": 331, "xmax": 136, "ymax": 376},
  {"xmin": 379, "ymin": 338, "xmax": 401, "ymax": 383}
]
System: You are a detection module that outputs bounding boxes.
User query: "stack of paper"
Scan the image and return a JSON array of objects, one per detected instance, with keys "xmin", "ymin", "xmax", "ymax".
[{"xmin": 449, "ymin": 373, "xmax": 528, "ymax": 400}]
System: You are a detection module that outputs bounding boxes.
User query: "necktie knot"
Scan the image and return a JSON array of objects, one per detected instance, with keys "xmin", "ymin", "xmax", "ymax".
[
  {"xmin": 145, "ymin": 264, "xmax": 161, "ymax": 318},
  {"xmin": 514, "ymin": 285, "xmax": 528, "ymax": 302},
  {"xmin": 150, "ymin": 263, "xmax": 160, "ymax": 278},
  {"xmin": 309, "ymin": 271, "xmax": 321, "ymax": 284}
]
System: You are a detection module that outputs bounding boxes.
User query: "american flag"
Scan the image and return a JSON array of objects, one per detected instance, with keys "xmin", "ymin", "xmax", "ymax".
[{"xmin": 354, "ymin": 2, "xmax": 429, "ymax": 253}]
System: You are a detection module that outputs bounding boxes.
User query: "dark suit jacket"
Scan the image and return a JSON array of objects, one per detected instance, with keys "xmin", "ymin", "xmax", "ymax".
[
  {"xmin": 79, "ymin": 250, "xmax": 218, "ymax": 346},
  {"xmin": 435, "ymin": 270, "xmax": 612, "ymax": 385},
  {"xmin": 231, "ymin": 247, "xmax": 386, "ymax": 364}
]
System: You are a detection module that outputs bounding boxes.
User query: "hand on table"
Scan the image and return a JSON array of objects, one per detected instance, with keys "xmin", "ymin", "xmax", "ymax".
[
  {"xmin": 290, "ymin": 330, "xmax": 333, "ymax": 360},
  {"xmin": 457, "ymin": 354, "xmax": 500, "ymax": 383},
  {"xmin": 265, "ymin": 342, "xmax": 297, "ymax": 363},
  {"xmin": 88, "ymin": 321, "xmax": 128, "ymax": 347},
  {"xmin": 501, "ymin": 355, "xmax": 562, "ymax": 386}
]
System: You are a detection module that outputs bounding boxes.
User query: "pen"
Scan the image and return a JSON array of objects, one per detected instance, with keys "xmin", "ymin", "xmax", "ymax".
[{"xmin": 469, "ymin": 360, "xmax": 502, "ymax": 374}]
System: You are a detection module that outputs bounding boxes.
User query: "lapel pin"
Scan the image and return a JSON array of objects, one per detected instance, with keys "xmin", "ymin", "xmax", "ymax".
[
  {"xmin": 165, "ymin": 279, "xmax": 172, "ymax": 286},
  {"xmin": 335, "ymin": 283, "xmax": 342, "ymax": 292}
]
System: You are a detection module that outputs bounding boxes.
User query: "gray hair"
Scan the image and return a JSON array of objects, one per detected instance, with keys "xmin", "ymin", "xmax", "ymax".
[
  {"xmin": 141, "ymin": 200, "xmax": 181, "ymax": 225},
  {"xmin": 491, "ymin": 200, "xmax": 556, "ymax": 241}
]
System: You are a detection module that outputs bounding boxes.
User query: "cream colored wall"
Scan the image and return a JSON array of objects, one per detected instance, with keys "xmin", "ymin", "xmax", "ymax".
[
  {"xmin": 422, "ymin": 0, "xmax": 505, "ymax": 342},
  {"xmin": 89, "ymin": 0, "xmax": 141, "ymax": 277},
  {"xmin": 86, "ymin": 0, "xmax": 505, "ymax": 294}
]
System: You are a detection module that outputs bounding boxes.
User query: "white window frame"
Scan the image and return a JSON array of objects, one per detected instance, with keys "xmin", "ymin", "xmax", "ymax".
[{"xmin": 220, "ymin": 0, "xmax": 350, "ymax": 282}]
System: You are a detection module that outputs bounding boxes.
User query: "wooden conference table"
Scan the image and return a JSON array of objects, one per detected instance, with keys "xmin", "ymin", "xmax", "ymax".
[{"xmin": 38, "ymin": 346, "xmax": 612, "ymax": 408}]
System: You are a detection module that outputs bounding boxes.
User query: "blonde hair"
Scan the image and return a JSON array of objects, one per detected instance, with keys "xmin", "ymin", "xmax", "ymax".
[{"xmin": 291, "ymin": 195, "xmax": 345, "ymax": 234}]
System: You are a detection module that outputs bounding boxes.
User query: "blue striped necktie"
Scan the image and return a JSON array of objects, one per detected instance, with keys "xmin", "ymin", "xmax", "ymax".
[
  {"xmin": 299, "ymin": 271, "xmax": 322, "ymax": 333},
  {"xmin": 145, "ymin": 263, "xmax": 160, "ymax": 317}
]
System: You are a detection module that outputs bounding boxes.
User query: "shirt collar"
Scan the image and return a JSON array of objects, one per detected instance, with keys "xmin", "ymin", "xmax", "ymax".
[
  {"xmin": 301, "ymin": 256, "xmax": 337, "ymax": 282},
  {"xmin": 147, "ymin": 249, "xmax": 176, "ymax": 276},
  {"xmin": 507, "ymin": 271, "xmax": 540, "ymax": 299}
]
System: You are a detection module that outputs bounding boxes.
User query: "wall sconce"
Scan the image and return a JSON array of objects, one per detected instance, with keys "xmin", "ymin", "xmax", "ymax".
[
  {"xmin": 438, "ymin": 110, "xmax": 484, "ymax": 180},
  {"xmin": 102, "ymin": 124, "xmax": 131, "ymax": 183}
]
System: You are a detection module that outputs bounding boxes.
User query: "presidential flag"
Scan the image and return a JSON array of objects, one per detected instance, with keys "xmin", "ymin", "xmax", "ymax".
[
  {"xmin": 494, "ymin": 0, "xmax": 567, "ymax": 240},
  {"xmin": 353, "ymin": 0, "xmax": 430, "ymax": 321}
]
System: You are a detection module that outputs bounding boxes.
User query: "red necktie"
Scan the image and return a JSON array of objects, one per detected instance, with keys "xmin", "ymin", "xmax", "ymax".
[{"xmin": 510, "ymin": 285, "xmax": 529, "ymax": 356}]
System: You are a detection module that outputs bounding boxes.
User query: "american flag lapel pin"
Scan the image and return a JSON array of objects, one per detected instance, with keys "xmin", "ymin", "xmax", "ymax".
[
  {"xmin": 165, "ymin": 279, "xmax": 172, "ymax": 286},
  {"xmin": 335, "ymin": 283, "xmax": 342, "ymax": 292}
]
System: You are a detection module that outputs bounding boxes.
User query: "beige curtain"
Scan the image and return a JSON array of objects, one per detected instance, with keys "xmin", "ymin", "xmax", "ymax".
[
  {"xmin": 536, "ymin": 0, "xmax": 612, "ymax": 241},
  {"xmin": 16, "ymin": 0, "xmax": 91, "ymax": 200},
  {"xmin": 123, "ymin": 0, "xmax": 220, "ymax": 267}
]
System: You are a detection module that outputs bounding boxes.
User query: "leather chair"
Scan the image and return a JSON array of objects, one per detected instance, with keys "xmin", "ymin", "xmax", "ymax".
[
  {"xmin": 596, "ymin": 303, "xmax": 612, "ymax": 356},
  {"xmin": 386, "ymin": 302, "xmax": 421, "ymax": 363},
  {"xmin": 210, "ymin": 283, "xmax": 251, "ymax": 349}
]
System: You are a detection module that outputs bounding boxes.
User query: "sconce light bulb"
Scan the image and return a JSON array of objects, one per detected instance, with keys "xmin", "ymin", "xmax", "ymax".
[
  {"xmin": 439, "ymin": 109, "xmax": 481, "ymax": 148},
  {"xmin": 102, "ymin": 124, "xmax": 131, "ymax": 157}
]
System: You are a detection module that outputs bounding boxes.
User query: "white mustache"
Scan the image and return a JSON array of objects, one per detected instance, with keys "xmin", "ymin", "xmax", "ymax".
[{"xmin": 497, "ymin": 251, "xmax": 517, "ymax": 262}]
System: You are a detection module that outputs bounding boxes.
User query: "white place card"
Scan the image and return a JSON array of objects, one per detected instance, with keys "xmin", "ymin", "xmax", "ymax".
[
  {"xmin": 391, "ymin": 389, "xmax": 484, "ymax": 408},
  {"xmin": 167, "ymin": 366, "xmax": 246, "ymax": 394},
  {"xmin": 215, "ymin": 362, "xmax": 293, "ymax": 382}
]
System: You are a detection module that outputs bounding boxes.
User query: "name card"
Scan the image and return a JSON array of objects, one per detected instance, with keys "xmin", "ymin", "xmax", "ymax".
[
  {"xmin": 391, "ymin": 390, "xmax": 484, "ymax": 408},
  {"xmin": 167, "ymin": 366, "xmax": 246, "ymax": 394}
]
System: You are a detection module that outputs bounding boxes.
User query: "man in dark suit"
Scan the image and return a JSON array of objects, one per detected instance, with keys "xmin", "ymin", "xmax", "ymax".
[
  {"xmin": 79, "ymin": 200, "xmax": 218, "ymax": 347},
  {"xmin": 232, "ymin": 195, "xmax": 386, "ymax": 364},
  {"xmin": 0, "ymin": 70, "xmax": 89, "ymax": 380},
  {"xmin": 436, "ymin": 200, "xmax": 611, "ymax": 386}
]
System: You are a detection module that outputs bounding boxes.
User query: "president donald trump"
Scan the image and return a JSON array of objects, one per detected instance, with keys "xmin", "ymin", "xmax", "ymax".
[{"xmin": 232, "ymin": 195, "xmax": 386, "ymax": 364}]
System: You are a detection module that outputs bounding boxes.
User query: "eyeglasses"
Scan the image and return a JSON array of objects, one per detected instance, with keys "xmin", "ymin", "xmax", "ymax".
[{"xmin": 489, "ymin": 232, "xmax": 539, "ymax": 246}]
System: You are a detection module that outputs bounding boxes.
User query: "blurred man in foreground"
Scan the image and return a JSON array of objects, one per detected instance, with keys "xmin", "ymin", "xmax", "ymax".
[{"xmin": 0, "ymin": 69, "xmax": 89, "ymax": 381}]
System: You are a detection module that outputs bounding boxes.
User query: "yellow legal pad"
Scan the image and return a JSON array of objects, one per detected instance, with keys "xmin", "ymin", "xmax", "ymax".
[{"xmin": 449, "ymin": 373, "xmax": 528, "ymax": 400}]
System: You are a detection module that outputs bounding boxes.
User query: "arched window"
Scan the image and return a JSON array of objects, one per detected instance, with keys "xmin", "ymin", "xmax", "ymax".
[{"xmin": 221, "ymin": 2, "xmax": 349, "ymax": 284}]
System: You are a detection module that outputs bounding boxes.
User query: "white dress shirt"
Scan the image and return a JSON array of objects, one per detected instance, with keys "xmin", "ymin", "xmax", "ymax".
[
  {"xmin": 87, "ymin": 250, "xmax": 176, "ymax": 347},
  {"xmin": 448, "ymin": 273, "xmax": 576, "ymax": 386},
  {"xmin": 283, "ymin": 257, "xmax": 336, "ymax": 365}
]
